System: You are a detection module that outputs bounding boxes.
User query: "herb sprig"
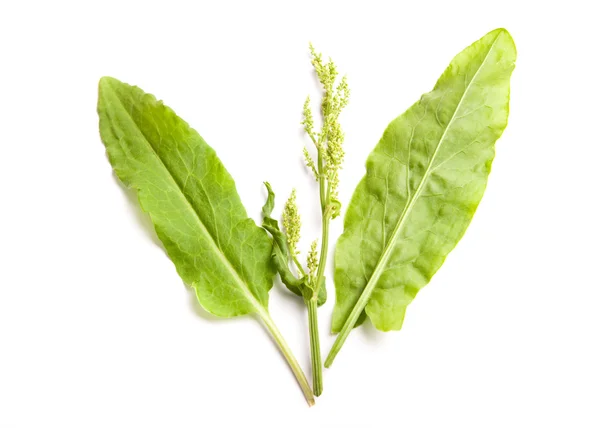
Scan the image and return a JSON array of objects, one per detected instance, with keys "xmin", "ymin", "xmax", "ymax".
[
  {"xmin": 97, "ymin": 28, "xmax": 515, "ymax": 406},
  {"xmin": 263, "ymin": 45, "xmax": 349, "ymax": 396}
]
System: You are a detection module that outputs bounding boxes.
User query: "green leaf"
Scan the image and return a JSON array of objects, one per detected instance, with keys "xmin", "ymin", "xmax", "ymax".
[
  {"xmin": 98, "ymin": 77, "xmax": 315, "ymax": 406},
  {"xmin": 97, "ymin": 76, "xmax": 275, "ymax": 317},
  {"xmin": 330, "ymin": 198, "xmax": 342, "ymax": 219},
  {"xmin": 300, "ymin": 275, "xmax": 327, "ymax": 306},
  {"xmin": 261, "ymin": 183, "xmax": 326, "ymax": 306},
  {"xmin": 314, "ymin": 276, "xmax": 327, "ymax": 306},
  {"xmin": 331, "ymin": 29, "xmax": 516, "ymax": 334}
]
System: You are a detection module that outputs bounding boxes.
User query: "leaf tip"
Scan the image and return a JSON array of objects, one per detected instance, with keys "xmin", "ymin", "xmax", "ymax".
[
  {"xmin": 492, "ymin": 27, "xmax": 509, "ymax": 35},
  {"xmin": 493, "ymin": 28, "xmax": 517, "ymax": 62},
  {"xmin": 490, "ymin": 28, "xmax": 516, "ymax": 49},
  {"xmin": 98, "ymin": 76, "xmax": 119, "ymax": 90}
]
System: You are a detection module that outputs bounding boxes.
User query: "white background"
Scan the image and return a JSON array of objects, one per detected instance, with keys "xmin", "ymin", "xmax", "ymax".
[{"xmin": 1, "ymin": 1, "xmax": 599, "ymax": 427}]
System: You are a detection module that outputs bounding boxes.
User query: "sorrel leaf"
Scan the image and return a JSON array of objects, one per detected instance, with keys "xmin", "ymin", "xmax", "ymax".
[
  {"xmin": 97, "ymin": 77, "xmax": 314, "ymax": 404},
  {"xmin": 98, "ymin": 76, "xmax": 273, "ymax": 316},
  {"xmin": 326, "ymin": 28, "xmax": 516, "ymax": 366}
]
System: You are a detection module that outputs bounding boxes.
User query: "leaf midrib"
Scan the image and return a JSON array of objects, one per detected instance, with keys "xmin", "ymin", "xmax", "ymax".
[
  {"xmin": 106, "ymin": 84, "xmax": 263, "ymax": 311},
  {"xmin": 360, "ymin": 32, "xmax": 502, "ymax": 311}
]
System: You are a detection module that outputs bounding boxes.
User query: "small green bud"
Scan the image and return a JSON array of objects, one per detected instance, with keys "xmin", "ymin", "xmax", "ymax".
[
  {"xmin": 302, "ymin": 96, "xmax": 315, "ymax": 140},
  {"xmin": 283, "ymin": 189, "xmax": 301, "ymax": 255},
  {"xmin": 307, "ymin": 239, "xmax": 319, "ymax": 279},
  {"xmin": 303, "ymin": 147, "xmax": 318, "ymax": 179}
]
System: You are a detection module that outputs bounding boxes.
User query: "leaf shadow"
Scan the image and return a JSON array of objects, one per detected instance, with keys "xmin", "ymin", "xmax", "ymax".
[
  {"xmin": 357, "ymin": 319, "xmax": 385, "ymax": 343},
  {"xmin": 187, "ymin": 287, "xmax": 228, "ymax": 322},
  {"xmin": 355, "ymin": 318, "xmax": 400, "ymax": 356},
  {"xmin": 273, "ymin": 277, "xmax": 307, "ymax": 312}
]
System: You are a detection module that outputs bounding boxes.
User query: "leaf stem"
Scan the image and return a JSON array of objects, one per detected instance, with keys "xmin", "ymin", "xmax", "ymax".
[
  {"xmin": 306, "ymin": 298, "xmax": 322, "ymax": 396},
  {"xmin": 318, "ymin": 151, "xmax": 326, "ymax": 207},
  {"xmin": 314, "ymin": 150, "xmax": 331, "ymax": 288},
  {"xmin": 324, "ymin": 279, "xmax": 372, "ymax": 367},
  {"xmin": 314, "ymin": 200, "xmax": 331, "ymax": 289},
  {"xmin": 304, "ymin": 148, "xmax": 332, "ymax": 395},
  {"xmin": 258, "ymin": 308, "xmax": 315, "ymax": 406},
  {"xmin": 292, "ymin": 255, "xmax": 307, "ymax": 276}
]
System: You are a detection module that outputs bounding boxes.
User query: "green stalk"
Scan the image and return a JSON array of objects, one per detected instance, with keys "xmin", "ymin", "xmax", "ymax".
[
  {"xmin": 297, "ymin": 45, "xmax": 348, "ymax": 395},
  {"xmin": 324, "ymin": 283, "xmax": 368, "ymax": 367},
  {"xmin": 258, "ymin": 308, "xmax": 315, "ymax": 406},
  {"xmin": 305, "ymin": 150, "xmax": 331, "ymax": 396},
  {"xmin": 292, "ymin": 255, "xmax": 307, "ymax": 276},
  {"xmin": 306, "ymin": 298, "xmax": 322, "ymax": 396}
]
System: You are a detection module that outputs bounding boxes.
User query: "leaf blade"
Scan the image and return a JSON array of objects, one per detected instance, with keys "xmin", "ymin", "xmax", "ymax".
[
  {"xmin": 98, "ymin": 77, "xmax": 274, "ymax": 317},
  {"xmin": 332, "ymin": 29, "xmax": 516, "ymax": 333}
]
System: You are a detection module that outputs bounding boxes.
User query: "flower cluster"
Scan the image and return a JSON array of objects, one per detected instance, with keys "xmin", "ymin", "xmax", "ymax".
[
  {"xmin": 307, "ymin": 239, "xmax": 319, "ymax": 280},
  {"xmin": 283, "ymin": 189, "xmax": 301, "ymax": 255},
  {"xmin": 302, "ymin": 44, "xmax": 350, "ymax": 199}
]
